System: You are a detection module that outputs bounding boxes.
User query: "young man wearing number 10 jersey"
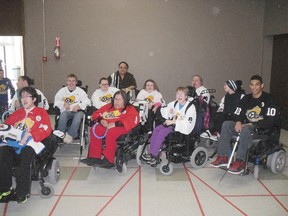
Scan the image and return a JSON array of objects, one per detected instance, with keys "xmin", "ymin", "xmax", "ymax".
[{"xmin": 210, "ymin": 75, "xmax": 278, "ymax": 174}]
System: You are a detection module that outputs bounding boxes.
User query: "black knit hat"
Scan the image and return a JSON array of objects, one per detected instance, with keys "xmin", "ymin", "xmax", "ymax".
[{"xmin": 226, "ymin": 80, "xmax": 242, "ymax": 92}]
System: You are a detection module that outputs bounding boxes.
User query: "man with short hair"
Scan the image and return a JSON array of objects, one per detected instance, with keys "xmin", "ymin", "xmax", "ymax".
[
  {"xmin": 210, "ymin": 75, "xmax": 278, "ymax": 174},
  {"xmin": 54, "ymin": 74, "xmax": 90, "ymax": 144},
  {"xmin": 0, "ymin": 69, "xmax": 15, "ymax": 116}
]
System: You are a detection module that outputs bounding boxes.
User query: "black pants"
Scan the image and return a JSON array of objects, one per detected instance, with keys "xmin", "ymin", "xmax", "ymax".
[{"xmin": 0, "ymin": 145, "xmax": 35, "ymax": 195}]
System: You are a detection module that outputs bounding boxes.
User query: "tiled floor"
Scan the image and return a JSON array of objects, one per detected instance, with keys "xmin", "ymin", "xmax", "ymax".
[{"xmin": 1, "ymin": 128, "xmax": 288, "ymax": 216}]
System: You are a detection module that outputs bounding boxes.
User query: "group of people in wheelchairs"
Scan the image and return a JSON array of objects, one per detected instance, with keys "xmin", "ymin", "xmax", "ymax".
[{"xmin": 0, "ymin": 60, "xmax": 286, "ymax": 204}]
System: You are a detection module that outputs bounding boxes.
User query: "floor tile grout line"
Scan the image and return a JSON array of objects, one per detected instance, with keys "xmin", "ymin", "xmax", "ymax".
[
  {"xmin": 49, "ymin": 166, "xmax": 78, "ymax": 216},
  {"xmin": 186, "ymin": 168, "xmax": 248, "ymax": 216},
  {"xmin": 184, "ymin": 164, "xmax": 205, "ymax": 216},
  {"xmin": 258, "ymin": 179, "xmax": 288, "ymax": 213},
  {"xmin": 95, "ymin": 167, "xmax": 140, "ymax": 216}
]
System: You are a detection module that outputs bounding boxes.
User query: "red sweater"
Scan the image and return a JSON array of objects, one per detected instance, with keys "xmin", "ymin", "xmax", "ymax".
[
  {"xmin": 5, "ymin": 106, "xmax": 52, "ymax": 142},
  {"xmin": 92, "ymin": 104, "xmax": 140, "ymax": 131}
]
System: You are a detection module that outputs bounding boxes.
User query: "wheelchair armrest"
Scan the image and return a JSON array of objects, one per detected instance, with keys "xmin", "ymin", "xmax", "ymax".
[{"xmin": 254, "ymin": 127, "xmax": 270, "ymax": 135}]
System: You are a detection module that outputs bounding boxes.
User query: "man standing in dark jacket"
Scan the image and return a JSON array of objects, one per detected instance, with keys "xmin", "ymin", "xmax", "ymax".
[{"xmin": 210, "ymin": 75, "xmax": 278, "ymax": 174}]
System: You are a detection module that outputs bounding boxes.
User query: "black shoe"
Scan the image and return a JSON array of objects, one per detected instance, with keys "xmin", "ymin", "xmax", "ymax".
[
  {"xmin": 80, "ymin": 158, "xmax": 102, "ymax": 166},
  {"xmin": 16, "ymin": 194, "xmax": 28, "ymax": 204},
  {"xmin": 99, "ymin": 157, "xmax": 114, "ymax": 168}
]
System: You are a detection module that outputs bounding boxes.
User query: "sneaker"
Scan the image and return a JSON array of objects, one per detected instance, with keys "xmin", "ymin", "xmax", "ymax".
[
  {"xmin": 16, "ymin": 194, "xmax": 28, "ymax": 204},
  {"xmin": 53, "ymin": 130, "xmax": 65, "ymax": 139},
  {"xmin": 0, "ymin": 190, "xmax": 12, "ymax": 203},
  {"xmin": 63, "ymin": 133, "xmax": 73, "ymax": 144},
  {"xmin": 228, "ymin": 159, "xmax": 245, "ymax": 175},
  {"xmin": 146, "ymin": 157, "xmax": 157, "ymax": 166},
  {"xmin": 99, "ymin": 157, "xmax": 114, "ymax": 168},
  {"xmin": 200, "ymin": 130, "xmax": 212, "ymax": 139},
  {"xmin": 210, "ymin": 156, "xmax": 229, "ymax": 168},
  {"xmin": 80, "ymin": 157, "xmax": 101, "ymax": 166},
  {"xmin": 209, "ymin": 132, "xmax": 220, "ymax": 142},
  {"xmin": 141, "ymin": 153, "xmax": 152, "ymax": 162}
]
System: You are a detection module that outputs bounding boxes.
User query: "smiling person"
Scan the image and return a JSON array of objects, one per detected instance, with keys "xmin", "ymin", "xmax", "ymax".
[
  {"xmin": 142, "ymin": 87, "xmax": 197, "ymax": 166},
  {"xmin": 0, "ymin": 86, "xmax": 52, "ymax": 203},
  {"xmin": 81, "ymin": 90, "xmax": 139, "ymax": 167},
  {"xmin": 210, "ymin": 75, "xmax": 278, "ymax": 175},
  {"xmin": 91, "ymin": 77, "xmax": 119, "ymax": 109},
  {"xmin": 108, "ymin": 61, "xmax": 137, "ymax": 97},
  {"xmin": 54, "ymin": 74, "xmax": 90, "ymax": 144},
  {"xmin": 136, "ymin": 79, "xmax": 164, "ymax": 132}
]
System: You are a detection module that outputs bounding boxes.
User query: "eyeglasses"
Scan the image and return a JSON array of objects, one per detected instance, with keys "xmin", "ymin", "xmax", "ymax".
[
  {"xmin": 21, "ymin": 95, "xmax": 33, "ymax": 99},
  {"xmin": 101, "ymin": 83, "xmax": 109, "ymax": 86}
]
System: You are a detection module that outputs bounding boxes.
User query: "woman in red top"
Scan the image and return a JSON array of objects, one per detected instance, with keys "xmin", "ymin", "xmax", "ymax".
[
  {"xmin": 81, "ymin": 90, "xmax": 139, "ymax": 167},
  {"xmin": 0, "ymin": 86, "xmax": 52, "ymax": 204}
]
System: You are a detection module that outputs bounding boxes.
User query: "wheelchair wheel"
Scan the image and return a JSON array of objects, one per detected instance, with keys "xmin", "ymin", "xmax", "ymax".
[
  {"xmin": 48, "ymin": 159, "xmax": 60, "ymax": 184},
  {"xmin": 205, "ymin": 139, "xmax": 216, "ymax": 148},
  {"xmin": 160, "ymin": 163, "xmax": 174, "ymax": 176},
  {"xmin": 38, "ymin": 183, "xmax": 54, "ymax": 198},
  {"xmin": 270, "ymin": 150, "xmax": 286, "ymax": 174},
  {"xmin": 253, "ymin": 165, "xmax": 260, "ymax": 180},
  {"xmin": 190, "ymin": 147, "xmax": 208, "ymax": 168},
  {"xmin": 116, "ymin": 162, "xmax": 127, "ymax": 175}
]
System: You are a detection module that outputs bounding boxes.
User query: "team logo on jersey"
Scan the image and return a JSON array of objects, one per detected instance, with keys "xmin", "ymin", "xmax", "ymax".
[
  {"xmin": 0, "ymin": 84, "xmax": 7, "ymax": 94},
  {"xmin": 64, "ymin": 96, "xmax": 76, "ymax": 104},
  {"xmin": 145, "ymin": 95, "xmax": 154, "ymax": 103},
  {"xmin": 36, "ymin": 115, "xmax": 41, "ymax": 121},
  {"xmin": 15, "ymin": 118, "xmax": 35, "ymax": 131},
  {"xmin": 99, "ymin": 94, "xmax": 112, "ymax": 103},
  {"xmin": 246, "ymin": 106, "xmax": 263, "ymax": 122},
  {"xmin": 102, "ymin": 110, "xmax": 121, "ymax": 119}
]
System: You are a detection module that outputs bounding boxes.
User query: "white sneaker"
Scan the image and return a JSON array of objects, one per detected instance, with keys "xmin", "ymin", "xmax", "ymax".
[
  {"xmin": 63, "ymin": 133, "xmax": 73, "ymax": 144},
  {"xmin": 200, "ymin": 130, "xmax": 212, "ymax": 139},
  {"xmin": 210, "ymin": 133, "xmax": 220, "ymax": 141},
  {"xmin": 53, "ymin": 130, "xmax": 65, "ymax": 139}
]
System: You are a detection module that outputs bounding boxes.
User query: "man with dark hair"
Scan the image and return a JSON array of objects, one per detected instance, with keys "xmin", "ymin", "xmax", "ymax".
[
  {"xmin": 210, "ymin": 75, "xmax": 278, "ymax": 174},
  {"xmin": 10, "ymin": 75, "xmax": 49, "ymax": 111},
  {"xmin": 0, "ymin": 86, "xmax": 52, "ymax": 203},
  {"xmin": 0, "ymin": 69, "xmax": 15, "ymax": 117}
]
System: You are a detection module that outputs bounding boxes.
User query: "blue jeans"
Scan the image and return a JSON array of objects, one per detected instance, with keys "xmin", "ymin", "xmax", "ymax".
[{"xmin": 57, "ymin": 111, "xmax": 84, "ymax": 138}]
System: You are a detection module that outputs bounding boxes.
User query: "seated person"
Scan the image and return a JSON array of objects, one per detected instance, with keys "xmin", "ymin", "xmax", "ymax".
[
  {"xmin": 9, "ymin": 75, "xmax": 49, "ymax": 111},
  {"xmin": 191, "ymin": 75, "xmax": 212, "ymax": 138},
  {"xmin": 81, "ymin": 90, "xmax": 139, "ymax": 167},
  {"xmin": 209, "ymin": 80, "xmax": 245, "ymax": 141},
  {"xmin": 0, "ymin": 68, "xmax": 15, "ymax": 117},
  {"xmin": 143, "ymin": 87, "xmax": 196, "ymax": 165},
  {"xmin": 91, "ymin": 77, "xmax": 119, "ymax": 109},
  {"xmin": 108, "ymin": 61, "xmax": 137, "ymax": 99},
  {"xmin": 0, "ymin": 86, "xmax": 52, "ymax": 203},
  {"xmin": 54, "ymin": 74, "xmax": 90, "ymax": 144},
  {"xmin": 210, "ymin": 75, "xmax": 278, "ymax": 174},
  {"xmin": 136, "ymin": 79, "xmax": 164, "ymax": 132}
]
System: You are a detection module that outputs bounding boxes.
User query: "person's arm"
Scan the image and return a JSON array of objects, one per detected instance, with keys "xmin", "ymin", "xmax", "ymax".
[
  {"xmin": 119, "ymin": 105, "xmax": 140, "ymax": 131},
  {"xmin": 29, "ymin": 109, "xmax": 52, "ymax": 142},
  {"xmin": 54, "ymin": 88, "xmax": 65, "ymax": 110},
  {"xmin": 7, "ymin": 78, "xmax": 15, "ymax": 98}
]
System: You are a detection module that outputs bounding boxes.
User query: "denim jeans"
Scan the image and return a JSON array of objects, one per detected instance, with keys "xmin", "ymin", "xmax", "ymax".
[{"xmin": 57, "ymin": 111, "xmax": 84, "ymax": 138}]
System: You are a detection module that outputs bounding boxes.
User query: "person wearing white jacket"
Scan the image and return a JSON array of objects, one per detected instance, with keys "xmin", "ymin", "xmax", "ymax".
[
  {"xmin": 54, "ymin": 74, "xmax": 90, "ymax": 144},
  {"xmin": 91, "ymin": 77, "xmax": 119, "ymax": 109},
  {"xmin": 143, "ymin": 87, "xmax": 196, "ymax": 165}
]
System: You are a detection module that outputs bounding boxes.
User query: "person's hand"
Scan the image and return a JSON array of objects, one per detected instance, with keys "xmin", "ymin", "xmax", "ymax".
[
  {"xmin": 15, "ymin": 100, "xmax": 20, "ymax": 110},
  {"xmin": 64, "ymin": 102, "xmax": 70, "ymax": 110},
  {"xmin": 152, "ymin": 106, "xmax": 158, "ymax": 114},
  {"xmin": 235, "ymin": 121, "xmax": 242, "ymax": 133},
  {"xmin": 107, "ymin": 122, "xmax": 116, "ymax": 129},
  {"xmin": 72, "ymin": 104, "xmax": 80, "ymax": 112},
  {"xmin": 20, "ymin": 132, "xmax": 31, "ymax": 145},
  {"xmin": 165, "ymin": 119, "xmax": 175, "ymax": 126},
  {"xmin": 100, "ymin": 119, "xmax": 108, "ymax": 127}
]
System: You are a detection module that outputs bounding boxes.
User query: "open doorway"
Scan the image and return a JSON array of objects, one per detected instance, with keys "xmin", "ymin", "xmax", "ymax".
[{"xmin": 0, "ymin": 36, "xmax": 24, "ymax": 89}]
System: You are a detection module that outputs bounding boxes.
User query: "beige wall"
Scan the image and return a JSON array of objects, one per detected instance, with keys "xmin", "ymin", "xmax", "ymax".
[{"xmin": 23, "ymin": 0, "xmax": 266, "ymax": 102}]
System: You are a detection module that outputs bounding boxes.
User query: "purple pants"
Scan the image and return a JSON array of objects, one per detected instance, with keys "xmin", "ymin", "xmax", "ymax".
[{"xmin": 149, "ymin": 124, "xmax": 173, "ymax": 157}]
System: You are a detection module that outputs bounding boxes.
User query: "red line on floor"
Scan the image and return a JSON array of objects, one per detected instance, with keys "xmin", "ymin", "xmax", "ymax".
[
  {"xmin": 138, "ymin": 166, "xmax": 142, "ymax": 216},
  {"xmin": 95, "ymin": 167, "xmax": 140, "ymax": 216},
  {"xmin": 258, "ymin": 179, "xmax": 288, "ymax": 213},
  {"xmin": 184, "ymin": 164, "xmax": 205, "ymax": 216},
  {"xmin": 49, "ymin": 167, "xmax": 78, "ymax": 216},
  {"xmin": 2, "ymin": 203, "xmax": 8, "ymax": 216},
  {"xmin": 186, "ymin": 168, "xmax": 248, "ymax": 216}
]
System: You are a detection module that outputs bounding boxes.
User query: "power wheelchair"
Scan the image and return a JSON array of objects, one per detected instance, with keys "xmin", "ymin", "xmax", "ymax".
[
  {"xmin": 0, "ymin": 127, "xmax": 60, "ymax": 199},
  {"xmin": 231, "ymin": 115, "xmax": 286, "ymax": 179}
]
